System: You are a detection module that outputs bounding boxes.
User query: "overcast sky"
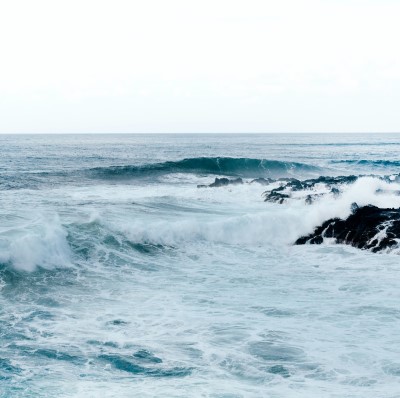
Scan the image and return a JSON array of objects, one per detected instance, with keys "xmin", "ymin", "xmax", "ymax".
[{"xmin": 0, "ymin": 0, "xmax": 399, "ymax": 133}]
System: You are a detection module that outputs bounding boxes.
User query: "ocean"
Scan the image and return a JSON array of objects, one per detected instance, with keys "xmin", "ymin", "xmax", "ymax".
[{"xmin": 1, "ymin": 133, "xmax": 400, "ymax": 397}]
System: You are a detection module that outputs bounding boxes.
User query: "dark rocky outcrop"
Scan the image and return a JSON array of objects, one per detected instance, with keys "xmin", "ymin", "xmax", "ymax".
[
  {"xmin": 263, "ymin": 175, "xmax": 358, "ymax": 204},
  {"xmin": 264, "ymin": 191, "xmax": 290, "ymax": 204},
  {"xmin": 250, "ymin": 177, "xmax": 274, "ymax": 185},
  {"xmin": 197, "ymin": 177, "xmax": 243, "ymax": 188},
  {"xmin": 262, "ymin": 179, "xmax": 300, "ymax": 204},
  {"xmin": 295, "ymin": 205, "xmax": 400, "ymax": 252}
]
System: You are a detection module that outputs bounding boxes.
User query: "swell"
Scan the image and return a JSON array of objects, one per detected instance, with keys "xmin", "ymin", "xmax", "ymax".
[
  {"xmin": 87, "ymin": 157, "xmax": 322, "ymax": 179},
  {"xmin": 331, "ymin": 159, "xmax": 400, "ymax": 167},
  {"xmin": 0, "ymin": 157, "xmax": 323, "ymax": 190}
]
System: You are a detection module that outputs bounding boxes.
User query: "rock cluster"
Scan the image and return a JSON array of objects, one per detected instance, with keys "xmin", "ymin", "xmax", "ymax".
[{"xmin": 295, "ymin": 205, "xmax": 400, "ymax": 252}]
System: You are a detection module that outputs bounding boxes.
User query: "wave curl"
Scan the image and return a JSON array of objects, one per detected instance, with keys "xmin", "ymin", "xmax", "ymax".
[{"xmin": 88, "ymin": 157, "xmax": 321, "ymax": 179}]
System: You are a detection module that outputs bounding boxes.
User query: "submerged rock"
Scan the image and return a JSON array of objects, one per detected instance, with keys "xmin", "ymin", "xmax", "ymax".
[
  {"xmin": 250, "ymin": 177, "xmax": 274, "ymax": 185},
  {"xmin": 305, "ymin": 195, "xmax": 313, "ymax": 205},
  {"xmin": 295, "ymin": 205, "xmax": 400, "ymax": 252},
  {"xmin": 197, "ymin": 177, "xmax": 243, "ymax": 188},
  {"xmin": 264, "ymin": 190, "xmax": 290, "ymax": 204}
]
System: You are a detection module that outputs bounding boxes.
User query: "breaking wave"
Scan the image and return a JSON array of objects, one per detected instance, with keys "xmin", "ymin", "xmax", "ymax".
[
  {"xmin": 77, "ymin": 176, "xmax": 400, "ymax": 252},
  {"xmin": 5, "ymin": 174, "xmax": 400, "ymax": 275},
  {"xmin": 0, "ymin": 215, "xmax": 72, "ymax": 272},
  {"xmin": 88, "ymin": 157, "xmax": 322, "ymax": 179}
]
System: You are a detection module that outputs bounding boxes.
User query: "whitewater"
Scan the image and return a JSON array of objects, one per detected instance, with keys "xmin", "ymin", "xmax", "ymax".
[{"xmin": 1, "ymin": 133, "xmax": 400, "ymax": 397}]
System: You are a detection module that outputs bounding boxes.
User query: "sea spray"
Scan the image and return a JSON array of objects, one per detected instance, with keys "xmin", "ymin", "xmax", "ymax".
[{"xmin": 0, "ymin": 214, "xmax": 71, "ymax": 272}]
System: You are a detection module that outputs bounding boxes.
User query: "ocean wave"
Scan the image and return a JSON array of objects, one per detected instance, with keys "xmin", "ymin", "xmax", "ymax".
[
  {"xmin": 5, "ymin": 174, "xmax": 400, "ymax": 274},
  {"xmin": 331, "ymin": 160, "xmax": 400, "ymax": 167},
  {"xmin": 92, "ymin": 176, "xmax": 400, "ymax": 251},
  {"xmin": 87, "ymin": 157, "xmax": 322, "ymax": 179},
  {"xmin": 0, "ymin": 215, "xmax": 72, "ymax": 272}
]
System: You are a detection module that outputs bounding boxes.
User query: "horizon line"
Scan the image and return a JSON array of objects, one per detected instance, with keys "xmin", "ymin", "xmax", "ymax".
[{"xmin": 1, "ymin": 131, "xmax": 400, "ymax": 135}]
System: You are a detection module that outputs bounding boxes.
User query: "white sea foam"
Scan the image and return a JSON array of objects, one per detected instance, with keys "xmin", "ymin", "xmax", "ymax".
[
  {"xmin": 0, "ymin": 214, "xmax": 71, "ymax": 272},
  {"xmin": 93, "ymin": 176, "xmax": 400, "ymax": 249}
]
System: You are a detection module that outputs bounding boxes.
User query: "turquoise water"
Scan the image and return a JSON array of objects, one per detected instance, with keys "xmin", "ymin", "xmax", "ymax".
[{"xmin": 1, "ymin": 134, "xmax": 400, "ymax": 397}]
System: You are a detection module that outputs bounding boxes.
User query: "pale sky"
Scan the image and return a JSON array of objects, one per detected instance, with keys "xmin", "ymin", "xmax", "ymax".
[{"xmin": 0, "ymin": 0, "xmax": 399, "ymax": 133}]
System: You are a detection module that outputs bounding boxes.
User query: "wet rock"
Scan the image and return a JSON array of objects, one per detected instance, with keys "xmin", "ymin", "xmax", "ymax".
[
  {"xmin": 197, "ymin": 177, "xmax": 243, "ymax": 188},
  {"xmin": 331, "ymin": 187, "xmax": 340, "ymax": 197},
  {"xmin": 250, "ymin": 177, "xmax": 274, "ymax": 185},
  {"xmin": 262, "ymin": 176, "xmax": 358, "ymax": 204},
  {"xmin": 305, "ymin": 195, "xmax": 314, "ymax": 205},
  {"xmin": 264, "ymin": 191, "xmax": 290, "ymax": 204},
  {"xmin": 295, "ymin": 205, "xmax": 400, "ymax": 252},
  {"xmin": 350, "ymin": 202, "xmax": 359, "ymax": 213},
  {"xmin": 304, "ymin": 193, "xmax": 325, "ymax": 205}
]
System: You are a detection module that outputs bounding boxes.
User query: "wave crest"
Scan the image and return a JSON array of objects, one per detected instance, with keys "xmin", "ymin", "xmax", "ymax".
[
  {"xmin": 331, "ymin": 159, "xmax": 400, "ymax": 168},
  {"xmin": 88, "ymin": 157, "xmax": 321, "ymax": 179},
  {"xmin": 0, "ymin": 215, "xmax": 71, "ymax": 272}
]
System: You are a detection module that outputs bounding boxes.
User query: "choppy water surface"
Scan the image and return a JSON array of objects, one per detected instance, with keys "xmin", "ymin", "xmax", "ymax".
[{"xmin": 1, "ymin": 134, "xmax": 400, "ymax": 397}]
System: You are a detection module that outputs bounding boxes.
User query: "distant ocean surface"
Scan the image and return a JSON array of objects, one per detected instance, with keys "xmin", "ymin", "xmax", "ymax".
[{"xmin": 1, "ymin": 133, "xmax": 400, "ymax": 397}]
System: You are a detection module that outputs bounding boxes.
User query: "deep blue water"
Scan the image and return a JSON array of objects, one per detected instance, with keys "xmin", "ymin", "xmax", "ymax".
[{"xmin": 1, "ymin": 133, "xmax": 400, "ymax": 397}]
